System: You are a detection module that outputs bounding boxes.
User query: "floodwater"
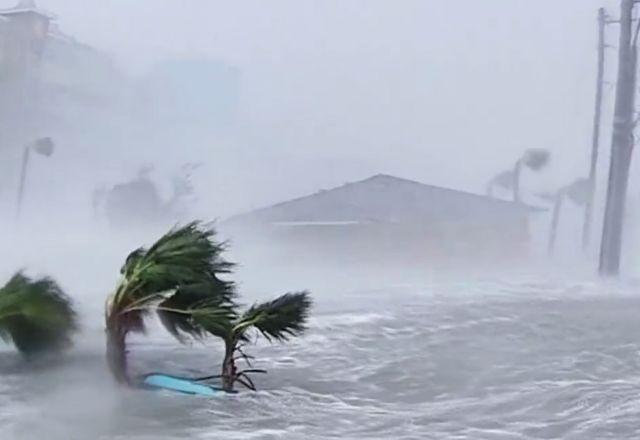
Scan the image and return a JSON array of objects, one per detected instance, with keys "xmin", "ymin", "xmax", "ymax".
[{"xmin": 2, "ymin": 277, "xmax": 640, "ymax": 439}]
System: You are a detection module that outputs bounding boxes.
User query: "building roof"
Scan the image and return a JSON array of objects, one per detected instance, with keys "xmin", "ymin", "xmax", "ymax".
[
  {"xmin": 47, "ymin": 23, "xmax": 74, "ymax": 43},
  {"xmin": 226, "ymin": 174, "xmax": 540, "ymax": 227},
  {"xmin": 0, "ymin": 0, "xmax": 54, "ymax": 19}
]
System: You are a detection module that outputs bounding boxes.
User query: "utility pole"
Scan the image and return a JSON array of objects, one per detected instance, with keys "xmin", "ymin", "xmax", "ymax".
[
  {"xmin": 599, "ymin": 0, "xmax": 637, "ymax": 276},
  {"xmin": 582, "ymin": 8, "xmax": 607, "ymax": 250}
]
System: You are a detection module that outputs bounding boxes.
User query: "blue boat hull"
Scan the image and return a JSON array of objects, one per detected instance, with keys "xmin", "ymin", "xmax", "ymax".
[{"xmin": 140, "ymin": 373, "xmax": 224, "ymax": 396}]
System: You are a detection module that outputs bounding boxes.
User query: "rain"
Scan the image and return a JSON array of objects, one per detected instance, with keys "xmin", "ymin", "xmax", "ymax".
[{"xmin": 1, "ymin": 1, "xmax": 640, "ymax": 439}]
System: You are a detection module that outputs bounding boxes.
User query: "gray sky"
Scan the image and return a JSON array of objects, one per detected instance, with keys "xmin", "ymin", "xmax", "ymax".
[{"xmin": 4, "ymin": 0, "xmax": 623, "ymax": 216}]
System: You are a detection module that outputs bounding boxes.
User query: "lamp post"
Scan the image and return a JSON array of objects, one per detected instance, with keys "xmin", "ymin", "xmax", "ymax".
[{"xmin": 16, "ymin": 136, "xmax": 54, "ymax": 219}]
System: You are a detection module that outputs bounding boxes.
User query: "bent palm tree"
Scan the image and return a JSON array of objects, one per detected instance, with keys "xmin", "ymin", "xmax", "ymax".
[
  {"xmin": 486, "ymin": 148, "xmax": 551, "ymax": 202},
  {"xmin": 105, "ymin": 222, "xmax": 235, "ymax": 384},
  {"xmin": 543, "ymin": 178, "xmax": 590, "ymax": 254},
  {"xmin": 0, "ymin": 272, "xmax": 77, "ymax": 357},
  {"xmin": 196, "ymin": 291, "xmax": 312, "ymax": 392}
]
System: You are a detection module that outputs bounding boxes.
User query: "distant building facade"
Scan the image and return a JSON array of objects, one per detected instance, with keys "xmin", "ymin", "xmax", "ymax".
[
  {"xmin": 223, "ymin": 175, "xmax": 538, "ymax": 269},
  {"xmin": 0, "ymin": 1, "xmax": 240, "ymax": 223},
  {"xmin": 0, "ymin": 0, "xmax": 53, "ymax": 150},
  {"xmin": 0, "ymin": 0, "xmax": 50, "ymax": 81},
  {"xmin": 0, "ymin": 1, "xmax": 240, "ymax": 156},
  {"xmin": 0, "ymin": 1, "xmax": 121, "ymax": 159},
  {"xmin": 0, "ymin": 0, "xmax": 132, "ymax": 215}
]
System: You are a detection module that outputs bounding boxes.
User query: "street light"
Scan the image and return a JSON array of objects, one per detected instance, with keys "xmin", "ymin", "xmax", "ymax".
[{"xmin": 16, "ymin": 137, "xmax": 55, "ymax": 219}]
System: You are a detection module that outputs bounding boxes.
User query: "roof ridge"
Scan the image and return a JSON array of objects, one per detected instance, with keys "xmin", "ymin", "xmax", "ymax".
[{"xmin": 224, "ymin": 174, "xmax": 542, "ymax": 224}]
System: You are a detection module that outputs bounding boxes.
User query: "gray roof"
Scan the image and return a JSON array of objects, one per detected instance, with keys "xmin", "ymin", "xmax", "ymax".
[{"xmin": 226, "ymin": 174, "xmax": 538, "ymax": 227}]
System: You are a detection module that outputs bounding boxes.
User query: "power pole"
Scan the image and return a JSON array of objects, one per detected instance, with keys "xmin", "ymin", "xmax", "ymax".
[
  {"xmin": 582, "ymin": 8, "xmax": 607, "ymax": 249},
  {"xmin": 599, "ymin": 0, "xmax": 637, "ymax": 276}
]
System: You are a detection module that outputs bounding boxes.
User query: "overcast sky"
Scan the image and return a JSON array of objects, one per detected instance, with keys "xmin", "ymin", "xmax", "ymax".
[{"xmin": 2, "ymin": 0, "xmax": 625, "ymax": 217}]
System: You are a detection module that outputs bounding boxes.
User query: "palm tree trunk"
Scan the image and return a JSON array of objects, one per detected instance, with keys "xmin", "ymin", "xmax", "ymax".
[
  {"xmin": 548, "ymin": 192, "xmax": 565, "ymax": 255},
  {"xmin": 106, "ymin": 324, "xmax": 130, "ymax": 385},
  {"xmin": 221, "ymin": 339, "xmax": 236, "ymax": 392},
  {"xmin": 513, "ymin": 159, "xmax": 522, "ymax": 203}
]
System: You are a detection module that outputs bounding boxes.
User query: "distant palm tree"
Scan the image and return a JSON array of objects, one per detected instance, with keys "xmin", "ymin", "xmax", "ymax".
[
  {"xmin": 189, "ymin": 291, "xmax": 312, "ymax": 392},
  {"xmin": 104, "ymin": 222, "xmax": 235, "ymax": 384},
  {"xmin": 486, "ymin": 170, "xmax": 514, "ymax": 197},
  {"xmin": 99, "ymin": 163, "xmax": 201, "ymax": 230},
  {"xmin": 0, "ymin": 272, "xmax": 78, "ymax": 358},
  {"xmin": 487, "ymin": 148, "xmax": 551, "ymax": 202},
  {"xmin": 542, "ymin": 178, "xmax": 590, "ymax": 254}
]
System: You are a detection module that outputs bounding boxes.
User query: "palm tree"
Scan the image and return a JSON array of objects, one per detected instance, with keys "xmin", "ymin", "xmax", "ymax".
[
  {"xmin": 486, "ymin": 170, "xmax": 514, "ymax": 197},
  {"xmin": 194, "ymin": 291, "xmax": 312, "ymax": 392},
  {"xmin": 542, "ymin": 178, "xmax": 590, "ymax": 254},
  {"xmin": 0, "ymin": 272, "xmax": 78, "ymax": 358},
  {"xmin": 105, "ymin": 222, "xmax": 235, "ymax": 385},
  {"xmin": 486, "ymin": 148, "xmax": 551, "ymax": 202}
]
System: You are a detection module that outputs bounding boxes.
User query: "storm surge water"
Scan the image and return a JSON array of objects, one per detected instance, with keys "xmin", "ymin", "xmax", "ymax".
[{"xmin": 1, "ymin": 272, "xmax": 639, "ymax": 439}]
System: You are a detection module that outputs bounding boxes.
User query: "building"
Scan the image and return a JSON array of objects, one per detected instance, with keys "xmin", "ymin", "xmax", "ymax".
[
  {"xmin": 0, "ymin": 0, "xmax": 52, "ymax": 142},
  {"xmin": 0, "ymin": 0, "xmax": 51, "ymax": 81},
  {"xmin": 0, "ymin": 0, "xmax": 128, "ymax": 206},
  {"xmin": 0, "ymin": 0, "xmax": 122, "ymax": 154},
  {"xmin": 222, "ymin": 174, "xmax": 539, "ymax": 270}
]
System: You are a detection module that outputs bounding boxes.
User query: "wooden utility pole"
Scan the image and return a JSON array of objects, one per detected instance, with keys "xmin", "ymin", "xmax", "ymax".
[
  {"xmin": 599, "ymin": 0, "xmax": 637, "ymax": 276},
  {"xmin": 582, "ymin": 8, "xmax": 607, "ymax": 249}
]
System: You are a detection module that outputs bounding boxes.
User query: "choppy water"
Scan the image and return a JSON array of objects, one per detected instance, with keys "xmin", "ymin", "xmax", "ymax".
[{"xmin": 2, "ymin": 279, "xmax": 640, "ymax": 439}]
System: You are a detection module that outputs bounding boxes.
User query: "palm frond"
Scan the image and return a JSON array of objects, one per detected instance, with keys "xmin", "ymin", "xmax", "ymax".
[
  {"xmin": 234, "ymin": 291, "xmax": 312, "ymax": 342},
  {"xmin": 121, "ymin": 222, "xmax": 232, "ymax": 295},
  {"xmin": 157, "ymin": 279, "xmax": 237, "ymax": 342},
  {"xmin": 522, "ymin": 148, "xmax": 550, "ymax": 171},
  {"xmin": 565, "ymin": 178, "xmax": 590, "ymax": 205},
  {"xmin": 0, "ymin": 272, "xmax": 78, "ymax": 356},
  {"xmin": 490, "ymin": 170, "xmax": 514, "ymax": 190},
  {"xmin": 143, "ymin": 221, "xmax": 233, "ymax": 275},
  {"xmin": 108, "ymin": 222, "xmax": 235, "ymax": 335}
]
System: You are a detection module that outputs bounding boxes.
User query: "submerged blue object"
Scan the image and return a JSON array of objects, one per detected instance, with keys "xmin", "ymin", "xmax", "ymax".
[{"xmin": 141, "ymin": 373, "xmax": 223, "ymax": 396}]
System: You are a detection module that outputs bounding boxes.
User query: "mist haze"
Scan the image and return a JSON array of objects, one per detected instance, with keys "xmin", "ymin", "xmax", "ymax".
[
  {"xmin": 0, "ymin": 0, "xmax": 622, "ymax": 218},
  {"xmin": 1, "ymin": 0, "xmax": 640, "ymax": 439}
]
